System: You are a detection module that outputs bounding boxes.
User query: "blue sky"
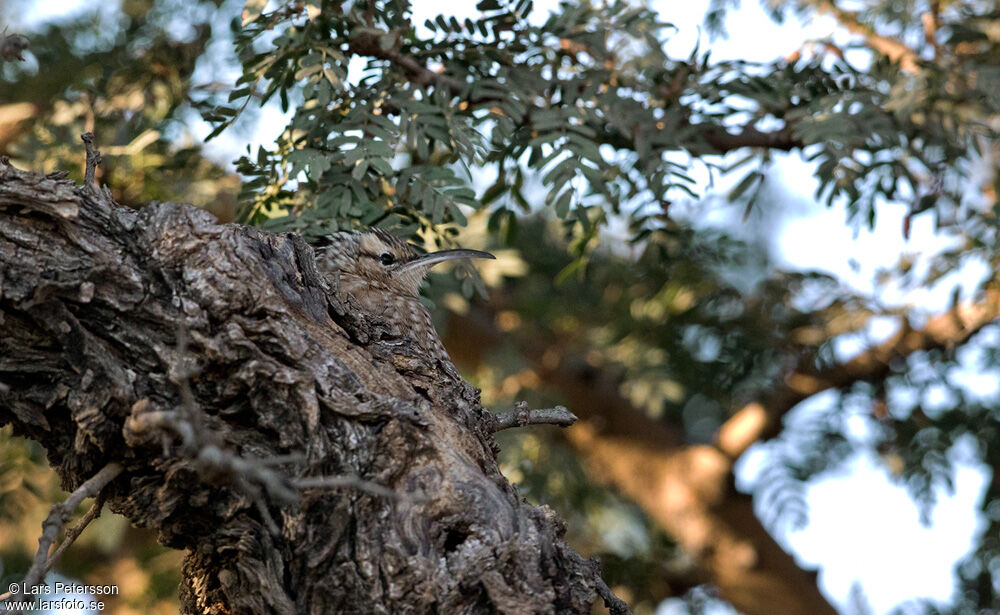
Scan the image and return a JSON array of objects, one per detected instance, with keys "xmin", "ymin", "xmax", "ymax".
[{"xmin": 13, "ymin": 1, "xmax": 992, "ymax": 613}]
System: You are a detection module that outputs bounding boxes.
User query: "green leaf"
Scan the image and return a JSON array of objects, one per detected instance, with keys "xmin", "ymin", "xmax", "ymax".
[
  {"xmin": 554, "ymin": 189, "xmax": 573, "ymax": 217},
  {"xmin": 351, "ymin": 160, "xmax": 369, "ymax": 180},
  {"xmin": 554, "ymin": 257, "xmax": 586, "ymax": 285},
  {"xmin": 228, "ymin": 87, "xmax": 252, "ymax": 102},
  {"xmin": 728, "ymin": 171, "xmax": 762, "ymax": 202}
]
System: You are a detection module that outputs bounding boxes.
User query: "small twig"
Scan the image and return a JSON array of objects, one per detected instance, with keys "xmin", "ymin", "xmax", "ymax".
[
  {"xmin": 294, "ymin": 475, "xmax": 428, "ymax": 503},
  {"xmin": 348, "ymin": 30, "xmax": 465, "ymax": 92},
  {"xmin": 80, "ymin": 132, "xmax": 102, "ymax": 191},
  {"xmin": 0, "ymin": 462, "xmax": 122, "ymax": 603},
  {"xmin": 490, "ymin": 401, "xmax": 578, "ymax": 433},
  {"xmin": 44, "ymin": 495, "xmax": 106, "ymax": 570},
  {"xmin": 595, "ymin": 575, "xmax": 631, "ymax": 615}
]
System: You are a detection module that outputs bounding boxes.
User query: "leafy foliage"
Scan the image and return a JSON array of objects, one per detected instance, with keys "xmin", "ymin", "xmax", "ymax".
[
  {"xmin": 0, "ymin": 0, "xmax": 239, "ymax": 217},
  {"xmin": 205, "ymin": 0, "xmax": 1000, "ymax": 250}
]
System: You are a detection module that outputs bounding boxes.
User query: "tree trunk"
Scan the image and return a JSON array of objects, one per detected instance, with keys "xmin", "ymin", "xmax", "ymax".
[{"xmin": 0, "ymin": 158, "xmax": 624, "ymax": 614}]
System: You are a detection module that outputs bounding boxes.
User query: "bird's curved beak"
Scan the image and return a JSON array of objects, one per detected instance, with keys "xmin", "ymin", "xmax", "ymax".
[{"xmin": 401, "ymin": 248, "xmax": 495, "ymax": 271}]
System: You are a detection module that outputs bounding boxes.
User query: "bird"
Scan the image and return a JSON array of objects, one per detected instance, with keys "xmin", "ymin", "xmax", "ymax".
[{"xmin": 313, "ymin": 229, "xmax": 494, "ymax": 365}]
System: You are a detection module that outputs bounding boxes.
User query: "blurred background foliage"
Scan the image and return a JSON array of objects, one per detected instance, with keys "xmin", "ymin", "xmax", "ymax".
[{"xmin": 2, "ymin": 0, "xmax": 1000, "ymax": 613}]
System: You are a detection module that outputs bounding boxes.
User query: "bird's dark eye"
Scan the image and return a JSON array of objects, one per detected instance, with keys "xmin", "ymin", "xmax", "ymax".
[{"xmin": 379, "ymin": 252, "xmax": 395, "ymax": 266}]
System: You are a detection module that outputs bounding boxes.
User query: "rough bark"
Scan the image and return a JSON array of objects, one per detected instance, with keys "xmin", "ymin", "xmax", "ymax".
[{"xmin": 0, "ymin": 157, "xmax": 625, "ymax": 615}]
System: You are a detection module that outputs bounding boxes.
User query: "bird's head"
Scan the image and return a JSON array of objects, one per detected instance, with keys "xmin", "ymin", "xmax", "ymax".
[{"xmin": 316, "ymin": 229, "xmax": 495, "ymax": 298}]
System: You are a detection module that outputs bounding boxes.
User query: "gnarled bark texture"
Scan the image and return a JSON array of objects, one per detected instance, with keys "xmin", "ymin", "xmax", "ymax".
[{"xmin": 0, "ymin": 159, "xmax": 620, "ymax": 614}]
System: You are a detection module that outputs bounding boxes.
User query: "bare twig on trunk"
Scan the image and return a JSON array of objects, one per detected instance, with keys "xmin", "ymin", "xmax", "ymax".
[
  {"xmin": 0, "ymin": 463, "xmax": 122, "ymax": 604},
  {"xmin": 490, "ymin": 401, "xmax": 579, "ymax": 432}
]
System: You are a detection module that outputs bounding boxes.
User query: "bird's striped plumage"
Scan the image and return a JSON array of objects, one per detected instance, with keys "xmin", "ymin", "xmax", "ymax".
[{"xmin": 314, "ymin": 230, "xmax": 493, "ymax": 365}]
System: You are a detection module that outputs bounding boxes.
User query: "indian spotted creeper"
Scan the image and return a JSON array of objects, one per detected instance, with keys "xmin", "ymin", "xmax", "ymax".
[{"xmin": 314, "ymin": 229, "xmax": 494, "ymax": 364}]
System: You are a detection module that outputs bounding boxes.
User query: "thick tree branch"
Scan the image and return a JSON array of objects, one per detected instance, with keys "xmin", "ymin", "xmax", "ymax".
[
  {"xmin": 699, "ymin": 125, "xmax": 802, "ymax": 153},
  {"xmin": 0, "ymin": 157, "xmax": 625, "ymax": 614},
  {"xmin": 595, "ymin": 123, "xmax": 802, "ymax": 155},
  {"xmin": 717, "ymin": 293, "xmax": 1000, "ymax": 459},
  {"xmin": 814, "ymin": 0, "xmax": 921, "ymax": 72}
]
